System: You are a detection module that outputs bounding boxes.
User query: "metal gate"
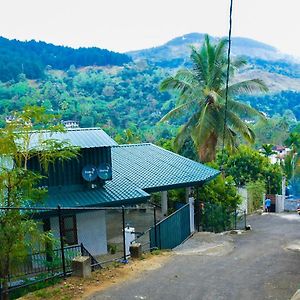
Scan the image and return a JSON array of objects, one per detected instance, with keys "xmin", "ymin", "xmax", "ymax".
[{"xmin": 150, "ymin": 203, "xmax": 190, "ymax": 249}]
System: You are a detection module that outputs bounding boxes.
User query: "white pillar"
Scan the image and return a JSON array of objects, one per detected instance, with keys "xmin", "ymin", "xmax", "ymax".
[
  {"xmin": 189, "ymin": 197, "xmax": 195, "ymax": 233},
  {"xmin": 161, "ymin": 191, "xmax": 168, "ymax": 216},
  {"xmin": 185, "ymin": 187, "xmax": 191, "ymax": 203},
  {"xmin": 282, "ymin": 176, "xmax": 286, "ymax": 200},
  {"xmin": 125, "ymin": 227, "xmax": 135, "ymax": 256}
]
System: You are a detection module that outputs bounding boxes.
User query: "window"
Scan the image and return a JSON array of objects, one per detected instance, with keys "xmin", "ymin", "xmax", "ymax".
[{"xmin": 62, "ymin": 215, "xmax": 78, "ymax": 245}]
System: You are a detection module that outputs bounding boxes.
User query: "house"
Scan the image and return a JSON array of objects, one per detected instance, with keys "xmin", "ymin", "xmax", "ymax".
[
  {"xmin": 269, "ymin": 145, "xmax": 291, "ymax": 164},
  {"xmin": 29, "ymin": 128, "xmax": 219, "ymax": 256}
]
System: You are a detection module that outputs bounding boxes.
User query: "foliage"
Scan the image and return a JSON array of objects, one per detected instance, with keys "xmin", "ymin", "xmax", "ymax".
[
  {"xmin": 198, "ymin": 162, "xmax": 241, "ymax": 209},
  {"xmin": 0, "ymin": 106, "xmax": 79, "ymax": 299},
  {"xmin": 246, "ymin": 180, "xmax": 266, "ymax": 213},
  {"xmin": 159, "ymin": 34, "xmax": 267, "ymax": 162},
  {"xmin": 260, "ymin": 144, "xmax": 276, "ymax": 157},
  {"xmin": 220, "ymin": 146, "xmax": 283, "ymax": 194},
  {"xmin": 241, "ymin": 91, "xmax": 300, "ymax": 121},
  {"xmin": 9, "ymin": 277, "xmax": 62, "ymax": 299},
  {"xmin": 0, "ymin": 37, "xmax": 131, "ymax": 81},
  {"xmin": 253, "ymin": 113, "xmax": 295, "ymax": 146}
]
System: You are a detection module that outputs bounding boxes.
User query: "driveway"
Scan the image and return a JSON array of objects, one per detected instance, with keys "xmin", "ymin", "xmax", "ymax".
[{"xmin": 89, "ymin": 213, "xmax": 300, "ymax": 300}]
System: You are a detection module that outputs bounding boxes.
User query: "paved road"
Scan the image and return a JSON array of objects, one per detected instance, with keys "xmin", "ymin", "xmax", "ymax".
[{"xmin": 89, "ymin": 213, "xmax": 300, "ymax": 300}]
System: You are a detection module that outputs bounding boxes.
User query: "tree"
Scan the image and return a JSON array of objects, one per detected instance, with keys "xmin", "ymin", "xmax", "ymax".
[
  {"xmin": 0, "ymin": 106, "xmax": 79, "ymax": 299},
  {"xmin": 261, "ymin": 144, "xmax": 276, "ymax": 157},
  {"xmin": 220, "ymin": 146, "xmax": 283, "ymax": 194},
  {"xmin": 198, "ymin": 162, "xmax": 241, "ymax": 209},
  {"xmin": 159, "ymin": 34, "xmax": 268, "ymax": 162}
]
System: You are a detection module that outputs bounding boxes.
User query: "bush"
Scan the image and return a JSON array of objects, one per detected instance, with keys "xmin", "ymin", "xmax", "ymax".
[{"xmin": 246, "ymin": 180, "xmax": 266, "ymax": 213}]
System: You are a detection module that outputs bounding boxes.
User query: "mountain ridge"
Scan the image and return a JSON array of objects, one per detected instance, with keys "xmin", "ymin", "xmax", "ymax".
[{"xmin": 127, "ymin": 32, "xmax": 295, "ymax": 63}]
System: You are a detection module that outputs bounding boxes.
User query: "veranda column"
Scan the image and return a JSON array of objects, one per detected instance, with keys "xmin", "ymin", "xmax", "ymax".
[
  {"xmin": 161, "ymin": 191, "xmax": 168, "ymax": 217},
  {"xmin": 185, "ymin": 187, "xmax": 191, "ymax": 203}
]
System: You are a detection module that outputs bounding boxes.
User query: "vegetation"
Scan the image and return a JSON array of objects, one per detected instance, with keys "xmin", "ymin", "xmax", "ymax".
[
  {"xmin": 246, "ymin": 180, "xmax": 266, "ymax": 213},
  {"xmin": 159, "ymin": 34, "xmax": 268, "ymax": 162},
  {"xmin": 198, "ymin": 164, "xmax": 241, "ymax": 209},
  {"xmin": 0, "ymin": 37, "xmax": 131, "ymax": 81},
  {"xmin": 0, "ymin": 106, "xmax": 78, "ymax": 299},
  {"xmin": 219, "ymin": 146, "xmax": 283, "ymax": 194}
]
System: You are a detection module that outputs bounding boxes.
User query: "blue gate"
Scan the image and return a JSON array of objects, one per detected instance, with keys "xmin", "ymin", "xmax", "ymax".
[{"xmin": 150, "ymin": 203, "xmax": 190, "ymax": 249}]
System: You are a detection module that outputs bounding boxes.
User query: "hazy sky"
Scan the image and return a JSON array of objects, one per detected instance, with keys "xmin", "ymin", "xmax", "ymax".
[{"xmin": 0, "ymin": 0, "xmax": 299, "ymax": 56}]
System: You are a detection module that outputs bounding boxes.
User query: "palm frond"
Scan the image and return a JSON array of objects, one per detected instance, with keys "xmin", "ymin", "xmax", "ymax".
[
  {"xmin": 173, "ymin": 113, "xmax": 200, "ymax": 150},
  {"xmin": 225, "ymin": 110, "xmax": 255, "ymax": 143},
  {"xmin": 226, "ymin": 78, "xmax": 268, "ymax": 96},
  {"xmin": 190, "ymin": 46, "xmax": 208, "ymax": 84},
  {"xmin": 159, "ymin": 102, "xmax": 195, "ymax": 122},
  {"xmin": 227, "ymin": 98, "xmax": 266, "ymax": 119}
]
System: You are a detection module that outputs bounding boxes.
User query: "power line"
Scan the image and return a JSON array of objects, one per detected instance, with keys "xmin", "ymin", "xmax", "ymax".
[{"xmin": 221, "ymin": 0, "xmax": 234, "ymax": 170}]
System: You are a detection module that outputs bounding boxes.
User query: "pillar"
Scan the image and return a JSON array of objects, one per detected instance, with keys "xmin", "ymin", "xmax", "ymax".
[
  {"xmin": 189, "ymin": 196, "xmax": 195, "ymax": 233},
  {"xmin": 185, "ymin": 187, "xmax": 191, "ymax": 203},
  {"xmin": 161, "ymin": 191, "xmax": 168, "ymax": 216}
]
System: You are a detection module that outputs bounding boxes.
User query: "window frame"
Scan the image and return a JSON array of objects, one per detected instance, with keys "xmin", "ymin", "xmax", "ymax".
[{"xmin": 61, "ymin": 215, "xmax": 78, "ymax": 246}]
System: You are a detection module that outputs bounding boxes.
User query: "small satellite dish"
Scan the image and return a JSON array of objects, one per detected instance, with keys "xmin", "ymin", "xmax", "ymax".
[
  {"xmin": 97, "ymin": 163, "xmax": 112, "ymax": 180},
  {"xmin": 82, "ymin": 164, "xmax": 98, "ymax": 182}
]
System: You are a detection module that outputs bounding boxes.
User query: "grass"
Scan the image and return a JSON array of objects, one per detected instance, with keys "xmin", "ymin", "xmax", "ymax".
[{"xmin": 10, "ymin": 277, "xmax": 62, "ymax": 299}]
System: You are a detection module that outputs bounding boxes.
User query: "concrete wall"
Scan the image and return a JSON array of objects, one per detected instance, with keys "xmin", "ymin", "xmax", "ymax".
[
  {"xmin": 77, "ymin": 211, "xmax": 107, "ymax": 256},
  {"xmin": 49, "ymin": 210, "xmax": 107, "ymax": 256},
  {"xmin": 276, "ymin": 195, "xmax": 284, "ymax": 213}
]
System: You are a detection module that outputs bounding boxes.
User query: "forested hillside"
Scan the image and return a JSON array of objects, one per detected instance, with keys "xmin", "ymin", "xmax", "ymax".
[
  {"xmin": 0, "ymin": 34, "xmax": 300, "ymax": 142},
  {"xmin": 0, "ymin": 37, "xmax": 131, "ymax": 82}
]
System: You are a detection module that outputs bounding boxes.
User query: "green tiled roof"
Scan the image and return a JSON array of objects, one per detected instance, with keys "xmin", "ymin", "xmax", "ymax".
[
  {"xmin": 29, "ymin": 127, "xmax": 117, "ymax": 149},
  {"xmin": 45, "ymin": 171, "xmax": 149, "ymax": 208},
  {"xmin": 43, "ymin": 142, "xmax": 219, "ymax": 209},
  {"xmin": 112, "ymin": 143, "xmax": 220, "ymax": 192}
]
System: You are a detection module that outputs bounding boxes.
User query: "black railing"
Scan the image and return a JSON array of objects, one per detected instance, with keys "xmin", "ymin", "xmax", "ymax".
[
  {"xmin": 199, "ymin": 202, "xmax": 247, "ymax": 233},
  {"xmin": 9, "ymin": 244, "xmax": 82, "ymax": 282}
]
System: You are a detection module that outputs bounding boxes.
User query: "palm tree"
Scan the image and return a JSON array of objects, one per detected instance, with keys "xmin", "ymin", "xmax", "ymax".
[
  {"xmin": 261, "ymin": 144, "xmax": 276, "ymax": 157},
  {"xmin": 160, "ymin": 35, "xmax": 268, "ymax": 162}
]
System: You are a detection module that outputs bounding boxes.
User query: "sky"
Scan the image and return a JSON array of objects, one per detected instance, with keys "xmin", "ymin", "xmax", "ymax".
[{"xmin": 0, "ymin": 0, "xmax": 299, "ymax": 57}]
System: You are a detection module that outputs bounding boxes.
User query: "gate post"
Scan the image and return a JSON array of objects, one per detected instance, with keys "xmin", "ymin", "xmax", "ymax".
[
  {"xmin": 161, "ymin": 191, "xmax": 168, "ymax": 217},
  {"xmin": 189, "ymin": 196, "xmax": 195, "ymax": 233},
  {"xmin": 153, "ymin": 207, "xmax": 158, "ymax": 249},
  {"xmin": 122, "ymin": 206, "xmax": 127, "ymax": 263},
  {"xmin": 58, "ymin": 205, "xmax": 66, "ymax": 278}
]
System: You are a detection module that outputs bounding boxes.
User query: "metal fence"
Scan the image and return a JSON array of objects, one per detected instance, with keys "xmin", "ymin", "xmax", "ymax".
[
  {"xmin": 198, "ymin": 202, "xmax": 247, "ymax": 233},
  {"xmin": 150, "ymin": 203, "xmax": 190, "ymax": 249},
  {"xmin": 0, "ymin": 205, "xmax": 160, "ymax": 298}
]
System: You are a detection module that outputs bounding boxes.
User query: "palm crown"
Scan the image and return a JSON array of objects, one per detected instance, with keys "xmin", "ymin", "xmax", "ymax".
[{"xmin": 160, "ymin": 34, "xmax": 268, "ymax": 162}]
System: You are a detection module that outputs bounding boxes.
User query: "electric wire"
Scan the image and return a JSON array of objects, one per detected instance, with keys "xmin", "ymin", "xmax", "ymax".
[{"xmin": 221, "ymin": 0, "xmax": 234, "ymax": 170}]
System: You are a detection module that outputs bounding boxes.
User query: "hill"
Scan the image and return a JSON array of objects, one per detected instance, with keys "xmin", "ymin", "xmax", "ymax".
[
  {"xmin": 128, "ymin": 32, "xmax": 295, "ymax": 64},
  {"xmin": 128, "ymin": 33, "xmax": 300, "ymax": 91},
  {"xmin": 0, "ymin": 33, "xmax": 300, "ymax": 140},
  {"xmin": 0, "ymin": 37, "xmax": 131, "ymax": 82}
]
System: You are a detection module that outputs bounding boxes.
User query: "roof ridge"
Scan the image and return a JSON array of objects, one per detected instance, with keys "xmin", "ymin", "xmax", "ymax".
[{"xmin": 112, "ymin": 143, "xmax": 152, "ymax": 148}]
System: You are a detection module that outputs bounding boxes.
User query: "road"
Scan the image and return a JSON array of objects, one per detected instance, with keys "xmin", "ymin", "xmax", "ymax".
[{"xmin": 89, "ymin": 213, "xmax": 300, "ymax": 300}]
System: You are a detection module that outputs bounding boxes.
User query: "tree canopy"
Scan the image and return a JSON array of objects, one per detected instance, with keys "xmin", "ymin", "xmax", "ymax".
[
  {"xmin": 0, "ymin": 106, "xmax": 79, "ymax": 299},
  {"xmin": 159, "ymin": 34, "xmax": 268, "ymax": 162}
]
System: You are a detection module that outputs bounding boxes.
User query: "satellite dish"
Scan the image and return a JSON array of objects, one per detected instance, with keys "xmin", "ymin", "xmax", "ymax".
[
  {"xmin": 97, "ymin": 163, "xmax": 112, "ymax": 181},
  {"xmin": 82, "ymin": 164, "xmax": 98, "ymax": 182}
]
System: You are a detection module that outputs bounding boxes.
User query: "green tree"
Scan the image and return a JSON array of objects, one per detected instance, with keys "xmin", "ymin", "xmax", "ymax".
[
  {"xmin": 159, "ymin": 34, "xmax": 267, "ymax": 162},
  {"xmin": 220, "ymin": 146, "xmax": 283, "ymax": 194},
  {"xmin": 0, "ymin": 106, "xmax": 79, "ymax": 299},
  {"xmin": 261, "ymin": 144, "xmax": 276, "ymax": 157}
]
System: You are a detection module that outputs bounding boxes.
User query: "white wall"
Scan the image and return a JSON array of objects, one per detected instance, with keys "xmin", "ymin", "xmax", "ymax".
[
  {"xmin": 276, "ymin": 195, "xmax": 284, "ymax": 213},
  {"xmin": 77, "ymin": 211, "xmax": 107, "ymax": 256},
  {"xmin": 49, "ymin": 210, "xmax": 107, "ymax": 256}
]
